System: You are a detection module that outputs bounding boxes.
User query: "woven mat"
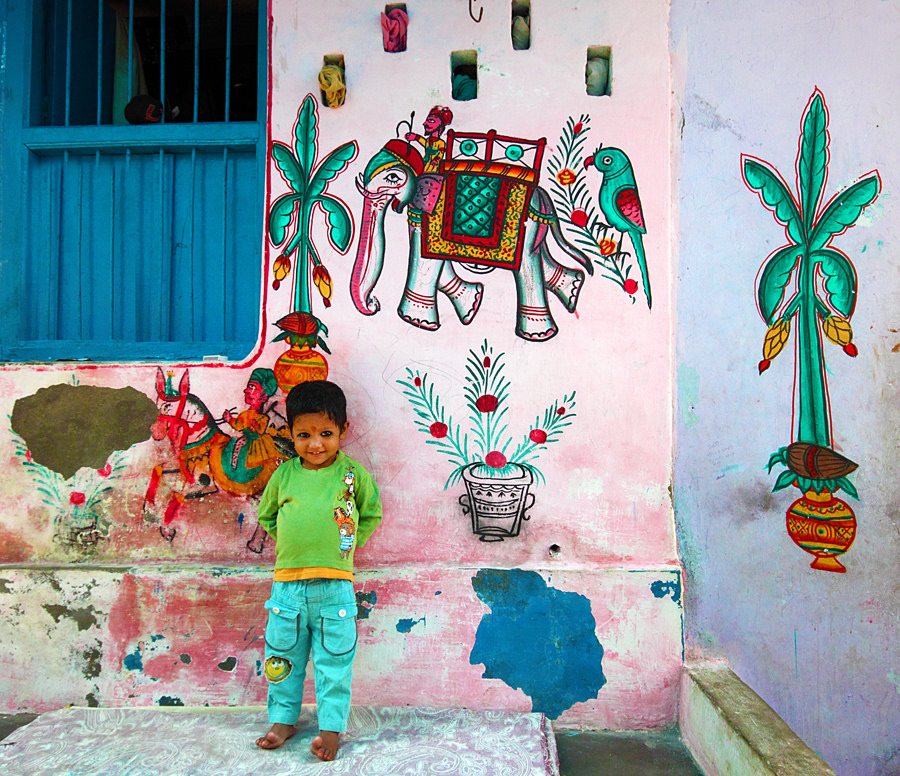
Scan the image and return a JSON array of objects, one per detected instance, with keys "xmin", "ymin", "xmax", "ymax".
[{"xmin": 0, "ymin": 705, "xmax": 559, "ymax": 776}]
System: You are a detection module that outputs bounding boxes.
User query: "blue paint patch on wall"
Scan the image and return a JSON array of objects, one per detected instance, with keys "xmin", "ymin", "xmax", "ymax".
[
  {"xmin": 396, "ymin": 616, "xmax": 425, "ymax": 633},
  {"xmin": 123, "ymin": 647, "xmax": 143, "ymax": 671},
  {"xmin": 650, "ymin": 573, "xmax": 682, "ymax": 604},
  {"xmin": 469, "ymin": 568, "xmax": 606, "ymax": 719}
]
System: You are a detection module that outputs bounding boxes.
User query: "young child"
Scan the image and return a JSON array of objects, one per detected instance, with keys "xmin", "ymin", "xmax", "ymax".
[{"xmin": 254, "ymin": 380, "xmax": 382, "ymax": 760}]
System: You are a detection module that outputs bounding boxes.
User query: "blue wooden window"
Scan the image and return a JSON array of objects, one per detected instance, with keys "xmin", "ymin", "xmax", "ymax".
[{"xmin": 0, "ymin": 0, "xmax": 266, "ymax": 361}]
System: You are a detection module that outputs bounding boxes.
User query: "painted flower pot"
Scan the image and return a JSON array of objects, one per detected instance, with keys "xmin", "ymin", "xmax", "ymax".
[
  {"xmin": 785, "ymin": 489, "xmax": 856, "ymax": 573},
  {"xmin": 459, "ymin": 463, "xmax": 535, "ymax": 541},
  {"xmin": 273, "ymin": 346, "xmax": 328, "ymax": 394}
]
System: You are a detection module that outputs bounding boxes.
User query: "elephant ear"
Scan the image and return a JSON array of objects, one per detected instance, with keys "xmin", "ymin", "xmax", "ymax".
[{"xmin": 411, "ymin": 174, "xmax": 444, "ymax": 214}]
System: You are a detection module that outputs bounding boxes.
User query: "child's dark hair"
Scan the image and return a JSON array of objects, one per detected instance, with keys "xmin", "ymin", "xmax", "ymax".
[{"xmin": 285, "ymin": 380, "xmax": 347, "ymax": 430}]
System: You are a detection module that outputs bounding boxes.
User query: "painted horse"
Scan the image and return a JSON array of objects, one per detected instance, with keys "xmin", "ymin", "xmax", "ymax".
[{"xmin": 145, "ymin": 368, "xmax": 290, "ymax": 543}]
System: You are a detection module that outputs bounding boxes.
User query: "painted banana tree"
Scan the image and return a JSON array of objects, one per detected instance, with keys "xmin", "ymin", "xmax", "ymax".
[
  {"xmin": 743, "ymin": 89, "xmax": 881, "ymax": 572},
  {"xmin": 269, "ymin": 94, "xmax": 358, "ymax": 318}
]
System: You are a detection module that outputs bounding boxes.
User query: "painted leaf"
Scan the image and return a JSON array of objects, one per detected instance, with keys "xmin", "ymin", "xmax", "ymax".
[
  {"xmin": 757, "ymin": 244, "xmax": 800, "ymax": 324},
  {"xmin": 309, "ymin": 141, "xmax": 358, "ymax": 199},
  {"xmin": 268, "ymin": 193, "xmax": 301, "ymax": 246},
  {"xmin": 809, "ymin": 174, "xmax": 880, "ymax": 251},
  {"xmin": 798, "ymin": 92, "xmax": 828, "ymax": 232},
  {"xmin": 271, "ymin": 142, "xmax": 303, "ymax": 193},
  {"xmin": 812, "ymin": 248, "xmax": 857, "ymax": 317},
  {"xmin": 772, "ymin": 469, "xmax": 797, "ymax": 492},
  {"xmin": 317, "ymin": 195, "xmax": 354, "ymax": 253},
  {"xmin": 294, "ymin": 94, "xmax": 318, "ymax": 184},
  {"xmin": 743, "ymin": 157, "xmax": 804, "ymax": 244}
]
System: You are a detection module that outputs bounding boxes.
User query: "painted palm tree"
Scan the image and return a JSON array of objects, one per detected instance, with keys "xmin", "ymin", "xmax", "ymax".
[
  {"xmin": 269, "ymin": 94, "xmax": 358, "ymax": 316},
  {"xmin": 743, "ymin": 89, "xmax": 880, "ymax": 571}
]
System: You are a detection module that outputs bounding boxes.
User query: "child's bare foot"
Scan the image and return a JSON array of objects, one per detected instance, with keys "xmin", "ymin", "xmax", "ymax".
[
  {"xmin": 255, "ymin": 722, "xmax": 296, "ymax": 750},
  {"xmin": 310, "ymin": 730, "xmax": 340, "ymax": 761}
]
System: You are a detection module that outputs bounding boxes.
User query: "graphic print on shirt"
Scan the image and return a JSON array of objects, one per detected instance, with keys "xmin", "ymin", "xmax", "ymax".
[{"xmin": 334, "ymin": 466, "xmax": 357, "ymax": 559}]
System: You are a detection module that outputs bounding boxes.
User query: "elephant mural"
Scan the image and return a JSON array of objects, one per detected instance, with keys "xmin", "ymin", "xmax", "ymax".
[{"xmin": 350, "ymin": 130, "xmax": 594, "ymax": 342}]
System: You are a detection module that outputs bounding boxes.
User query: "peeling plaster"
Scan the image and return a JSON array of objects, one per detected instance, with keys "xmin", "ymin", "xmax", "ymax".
[{"xmin": 10, "ymin": 384, "xmax": 157, "ymax": 478}]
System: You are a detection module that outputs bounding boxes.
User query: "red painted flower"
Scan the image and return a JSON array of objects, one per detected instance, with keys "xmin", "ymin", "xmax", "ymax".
[
  {"xmin": 483, "ymin": 356, "xmax": 491, "ymax": 368},
  {"xmin": 599, "ymin": 238, "xmax": 617, "ymax": 255},
  {"xmin": 414, "ymin": 376, "xmax": 422, "ymax": 387},
  {"xmin": 557, "ymin": 407, "xmax": 566, "ymax": 415},
  {"xmin": 25, "ymin": 450, "xmax": 32, "ymax": 463},
  {"xmin": 70, "ymin": 492, "xmax": 86, "ymax": 506},
  {"xmin": 556, "ymin": 168, "xmax": 577, "ymax": 186},
  {"xmin": 570, "ymin": 209, "xmax": 588, "ymax": 228},
  {"xmin": 843, "ymin": 343, "xmax": 858, "ymax": 357},
  {"xmin": 485, "ymin": 451, "xmax": 508, "ymax": 468},
  {"xmin": 429, "ymin": 422, "xmax": 448, "ymax": 438},
  {"xmin": 624, "ymin": 279, "xmax": 638, "ymax": 295},
  {"xmin": 475, "ymin": 394, "xmax": 499, "ymax": 413},
  {"xmin": 758, "ymin": 359, "xmax": 771, "ymax": 374},
  {"xmin": 573, "ymin": 121, "xmax": 583, "ymax": 135},
  {"xmin": 529, "ymin": 429, "xmax": 548, "ymax": 444},
  {"xmin": 97, "ymin": 463, "xmax": 112, "ymax": 477}
]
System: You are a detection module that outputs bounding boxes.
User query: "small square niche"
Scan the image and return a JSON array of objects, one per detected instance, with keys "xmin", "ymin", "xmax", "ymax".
[
  {"xmin": 586, "ymin": 46, "xmax": 611, "ymax": 97},
  {"xmin": 451, "ymin": 50, "xmax": 478, "ymax": 101}
]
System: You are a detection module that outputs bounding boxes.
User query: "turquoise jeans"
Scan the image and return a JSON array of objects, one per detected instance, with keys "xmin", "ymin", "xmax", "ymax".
[{"xmin": 263, "ymin": 578, "xmax": 358, "ymax": 732}]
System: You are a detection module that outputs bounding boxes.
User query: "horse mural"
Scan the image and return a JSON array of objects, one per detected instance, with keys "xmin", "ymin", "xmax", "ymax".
[
  {"xmin": 145, "ymin": 368, "xmax": 293, "ymax": 544},
  {"xmin": 351, "ymin": 129, "xmax": 594, "ymax": 342}
]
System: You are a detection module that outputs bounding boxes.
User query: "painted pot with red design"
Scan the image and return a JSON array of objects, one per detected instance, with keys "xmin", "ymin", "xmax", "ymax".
[{"xmin": 785, "ymin": 488, "xmax": 856, "ymax": 573}]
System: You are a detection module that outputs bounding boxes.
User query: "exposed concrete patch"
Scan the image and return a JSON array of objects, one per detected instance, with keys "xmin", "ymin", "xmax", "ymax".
[
  {"xmin": 42, "ymin": 604, "xmax": 99, "ymax": 632},
  {"xmin": 11, "ymin": 384, "xmax": 157, "ymax": 478},
  {"xmin": 680, "ymin": 662, "xmax": 835, "ymax": 776}
]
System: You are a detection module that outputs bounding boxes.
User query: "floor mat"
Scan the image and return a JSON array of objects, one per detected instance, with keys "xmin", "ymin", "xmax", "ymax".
[{"xmin": 0, "ymin": 705, "xmax": 559, "ymax": 776}]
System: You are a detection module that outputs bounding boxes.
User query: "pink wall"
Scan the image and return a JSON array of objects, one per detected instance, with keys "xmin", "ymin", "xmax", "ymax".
[{"xmin": 0, "ymin": 0, "xmax": 679, "ymax": 729}]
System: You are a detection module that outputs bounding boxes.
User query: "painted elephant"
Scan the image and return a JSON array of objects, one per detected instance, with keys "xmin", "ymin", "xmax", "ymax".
[{"xmin": 350, "ymin": 137, "xmax": 593, "ymax": 341}]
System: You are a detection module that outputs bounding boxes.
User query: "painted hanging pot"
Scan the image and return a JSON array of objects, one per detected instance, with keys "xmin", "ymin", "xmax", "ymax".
[
  {"xmin": 274, "ymin": 345, "xmax": 328, "ymax": 394},
  {"xmin": 785, "ymin": 489, "xmax": 856, "ymax": 573}
]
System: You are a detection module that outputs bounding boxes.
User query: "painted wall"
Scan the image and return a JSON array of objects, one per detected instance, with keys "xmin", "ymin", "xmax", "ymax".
[
  {"xmin": 0, "ymin": 0, "xmax": 680, "ymax": 731},
  {"xmin": 672, "ymin": 1, "xmax": 900, "ymax": 774}
]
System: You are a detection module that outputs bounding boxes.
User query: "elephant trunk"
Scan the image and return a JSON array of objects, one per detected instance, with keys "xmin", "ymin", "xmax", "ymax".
[{"xmin": 350, "ymin": 183, "xmax": 390, "ymax": 315}]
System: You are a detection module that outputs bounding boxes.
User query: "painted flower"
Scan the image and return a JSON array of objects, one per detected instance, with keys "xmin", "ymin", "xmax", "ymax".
[
  {"xmin": 572, "ymin": 121, "xmax": 583, "ymax": 135},
  {"xmin": 414, "ymin": 376, "xmax": 422, "ymax": 387},
  {"xmin": 475, "ymin": 395, "xmax": 499, "ymax": 413},
  {"xmin": 758, "ymin": 358, "xmax": 772, "ymax": 374},
  {"xmin": 483, "ymin": 356, "xmax": 491, "ymax": 368},
  {"xmin": 599, "ymin": 238, "xmax": 617, "ymax": 255},
  {"xmin": 429, "ymin": 422, "xmax": 448, "ymax": 438},
  {"xmin": 624, "ymin": 279, "xmax": 638, "ymax": 295},
  {"xmin": 570, "ymin": 209, "xmax": 588, "ymax": 228},
  {"xmin": 485, "ymin": 451, "xmax": 508, "ymax": 468},
  {"xmin": 843, "ymin": 343, "xmax": 858, "ymax": 357},
  {"xmin": 557, "ymin": 407, "xmax": 566, "ymax": 415},
  {"xmin": 97, "ymin": 464, "xmax": 112, "ymax": 477},
  {"xmin": 70, "ymin": 492, "xmax": 86, "ymax": 506},
  {"xmin": 529, "ymin": 429, "xmax": 548, "ymax": 444},
  {"xmin": 556, "ymin": 168, "xmax": 577, "ymax": 186}
]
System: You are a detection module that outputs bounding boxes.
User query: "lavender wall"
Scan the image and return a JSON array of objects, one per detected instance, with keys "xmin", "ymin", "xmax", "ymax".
[{"xmin": 672, "ymin": 1, "xmax": 900, "ymax": 774}]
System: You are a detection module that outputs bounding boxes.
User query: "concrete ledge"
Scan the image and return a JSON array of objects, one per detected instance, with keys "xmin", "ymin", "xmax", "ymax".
[{"xmin": 679, "ymin": 663, "xmax": 834, "ymax": 776}]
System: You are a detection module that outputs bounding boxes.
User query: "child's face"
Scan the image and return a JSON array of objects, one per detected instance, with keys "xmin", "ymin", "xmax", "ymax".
[{"xmin": 291, "ymin": 412, "xmax": 348, "ymax": 470}]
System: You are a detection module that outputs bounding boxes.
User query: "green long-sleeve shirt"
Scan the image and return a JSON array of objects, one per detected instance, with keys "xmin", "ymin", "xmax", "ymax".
[{"xmin": 257, "ymin": 451, "xmax": 382, "ymax": 575}]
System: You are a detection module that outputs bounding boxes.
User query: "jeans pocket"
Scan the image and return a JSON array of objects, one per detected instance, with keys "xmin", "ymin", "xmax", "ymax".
[
  {"xmin": 264, "ymin": 599, "xmax": 301, "ymax": 653},
  {"xmin": 320, "ymin": 603, "xmax": 358, "ymax": 656}
]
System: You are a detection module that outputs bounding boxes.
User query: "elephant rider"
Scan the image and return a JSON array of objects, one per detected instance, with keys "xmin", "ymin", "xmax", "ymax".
[{"xmin": 404, "ymin": 105, "xmax": 453, "ymax": 174}]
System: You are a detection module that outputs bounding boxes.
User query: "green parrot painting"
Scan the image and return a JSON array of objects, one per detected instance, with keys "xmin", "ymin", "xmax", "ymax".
[{"xmin": 584, "ymin": 147, "xmax": 652, "ymax": 309}]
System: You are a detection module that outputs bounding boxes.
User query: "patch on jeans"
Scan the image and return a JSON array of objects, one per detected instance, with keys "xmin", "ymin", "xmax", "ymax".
[{"xmin": 264, "ymin": 656, "xmax": 292, "ymax": 683}]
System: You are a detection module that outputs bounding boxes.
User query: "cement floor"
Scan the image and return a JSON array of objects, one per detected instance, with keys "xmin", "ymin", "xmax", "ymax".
[{"xmin": 1, "ymin": 714, "xmax": 704, "ymax": 775}]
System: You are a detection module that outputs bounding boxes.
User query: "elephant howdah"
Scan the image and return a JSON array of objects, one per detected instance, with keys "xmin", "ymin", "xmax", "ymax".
[{"xmin": 351, "ymin": 129, "xmax": 594, "ymax": 342}]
